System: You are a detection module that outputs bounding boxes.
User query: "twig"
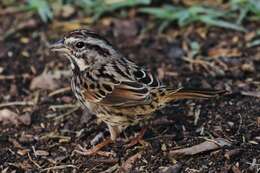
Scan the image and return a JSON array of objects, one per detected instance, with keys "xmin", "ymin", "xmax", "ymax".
[
  {"xmin": 40, "ymin": 133, "xmax": 71, "ymax": 141},
  {"xmin": 49, "ymin": 104, "xmax": 79, "ymax": 110},
  {"xmin": 235, "ymin": 113, "xmax": 243, "ymax": 136},
  {"xmin": 103, "ymin": 164, "xmax": 119, "ymax": 173},
  {"xmin": 27, "ymin": 152, "xmax": 41, "ymax": 169},
  {"xmin": 0, "ymin": 101, "xmax": 35, "ymax": 108},
  {"xmin": 74, "ymin": 148, "xmax": 114, "ymax": 157},
  {"xmin": 0, "ymin": 74, "xmax": 31, "ymax": 80},
  {"xmin": 48, "ymin": 87, "xmax": 71, "ymax": 97},
  {"xmin": 40, "ymin": 165, "xmax": 78, "ymax": 172},
  {"xmin": 241, "ymin": 91, "xmax": 260, "ymax": 98},
  {"xmin": 54, "ymin": 106, "xmax": 80, "ymax": 120},
  {"xmin": 118, "ymin": 152, "xmax": 143, "ymax": 173}
]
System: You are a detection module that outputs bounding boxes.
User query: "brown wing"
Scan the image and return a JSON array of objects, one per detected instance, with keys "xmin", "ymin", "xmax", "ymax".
[{"xmin": 80, "ymin": 58, "xmax": 161, "ymax": 107}]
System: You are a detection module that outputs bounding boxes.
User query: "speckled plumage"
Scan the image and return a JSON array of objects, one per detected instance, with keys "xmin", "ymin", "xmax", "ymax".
[{"xmin": 51, "ymin": 29, "xmax": 225, "ymax": 141}]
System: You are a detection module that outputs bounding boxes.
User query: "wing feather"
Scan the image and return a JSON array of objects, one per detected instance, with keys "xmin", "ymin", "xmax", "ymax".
[{"xmin": 80, "ymin": 59, "xmax": 160, "ymax": 107}]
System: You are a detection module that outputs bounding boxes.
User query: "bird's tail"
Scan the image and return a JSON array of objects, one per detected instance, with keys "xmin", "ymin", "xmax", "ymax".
[{"xmin": 162, "ymin": 88, "xmax": 226, "ymax": 103}]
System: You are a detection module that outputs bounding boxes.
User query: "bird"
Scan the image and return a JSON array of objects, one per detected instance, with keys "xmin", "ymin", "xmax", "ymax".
[{"xmin": 50, "ymin": 29, "xmax": 225, "ymax": 155}]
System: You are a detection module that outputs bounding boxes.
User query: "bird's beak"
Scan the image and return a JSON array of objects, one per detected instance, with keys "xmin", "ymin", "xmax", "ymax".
[{"xmin": 50, "ymin": 39, "xmax": 67, "ymax": 52}]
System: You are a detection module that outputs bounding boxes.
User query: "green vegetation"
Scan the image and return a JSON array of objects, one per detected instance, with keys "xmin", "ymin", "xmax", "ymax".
[
  {"xmin": 8, "ymin": 0, "xmax": 260, "ymax": 31},
  {"xmin": 230, "ymin": 0, "xmax": 260, "ymax": 24},
  {"xmin": 71, "ymin": 0, "xmax": 151, "ymax": 21},
  {"xmin": 27, "ymin": 0, "xmax": 53, "ymax": 22},
  {"xmin": 140, "ymin": 5, "xmax": 246, "ymax": 32},
  {"xmin": 24, "ymin": 0, "xmax": 150, "ymax": 22}
]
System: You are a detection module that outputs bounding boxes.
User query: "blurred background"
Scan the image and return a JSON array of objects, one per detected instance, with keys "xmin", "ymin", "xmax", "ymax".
[{"xmin": 0, "ymin": 0, "xmax": 259, "ymax": 172}]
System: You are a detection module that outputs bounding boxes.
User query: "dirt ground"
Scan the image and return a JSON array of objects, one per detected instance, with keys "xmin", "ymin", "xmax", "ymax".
[{"xmin": 0, "ymin": 5, "xmax": 260, "ymax": 173}]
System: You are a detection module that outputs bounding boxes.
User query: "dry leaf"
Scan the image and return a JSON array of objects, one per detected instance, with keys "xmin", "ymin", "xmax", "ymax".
[
  {"xmin": 118, "ymin": 152, "xmax": 142, "ymax": 173},
  {"xmin": 0, "ymin": 109, "xmax": 31, "ymax": 126},
  {"xmin": 30, "ymin": 73, "xmax": 59, "ymax": 90},
  {"xmin": 159, "ymin": 163, "xmax": 183, "ymax": 173},
  {"xmin": 208, "ymin": 47, "xmax": 241, "ymax": 58},
  {"xmin": 241, "ymin": 91, "xmax": 260, "ymax": 98},
  {"xmin": 35, "ymin": 150, "xmax": 49, "ymax": 156},
  {"xmin": 169, "ymin": 138, "xmax": 231, "ymax": 157},
  {"xmin": 241, "ymin": 63, "xmax": 255, "ymax": 73}
]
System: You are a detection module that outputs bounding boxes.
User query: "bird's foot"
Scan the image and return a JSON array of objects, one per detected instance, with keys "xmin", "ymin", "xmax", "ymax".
[
  {"xmin": 125, "ymin": 127, "xmax": 149, "ymax": 148},
  {"xmin": 74, "ymin": 138, "xmax": 114, "ymax": 157}
]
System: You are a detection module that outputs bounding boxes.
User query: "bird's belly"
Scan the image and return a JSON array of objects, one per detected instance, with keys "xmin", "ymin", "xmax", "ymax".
[{"xmin": 95, "ymin": 103, "xmax": 160, "ymax": 126}]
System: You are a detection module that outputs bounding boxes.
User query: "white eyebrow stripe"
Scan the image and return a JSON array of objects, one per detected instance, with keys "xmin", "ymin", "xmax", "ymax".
[
  {"xmin": 86, "ymin": 37, "xmax": 111, "ymax": 48},
  {"xmin": 65, "ymin": 37, "xmax": 81, "ymax": 45}
]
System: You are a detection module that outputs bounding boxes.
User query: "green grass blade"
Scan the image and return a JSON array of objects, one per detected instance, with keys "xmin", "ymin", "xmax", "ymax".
[
  {"xmin": 27, "ymin": 0, "xmax": 53, "ymax": 22},
  {"xmin": 200, "ymin": 16, "xmax": 246, "ymax": 32}
]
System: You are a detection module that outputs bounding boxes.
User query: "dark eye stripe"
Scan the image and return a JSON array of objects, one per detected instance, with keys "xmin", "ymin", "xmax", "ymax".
[{"xmin": 85, "ymin": 43, "xmax": 111, "ymax": 57}]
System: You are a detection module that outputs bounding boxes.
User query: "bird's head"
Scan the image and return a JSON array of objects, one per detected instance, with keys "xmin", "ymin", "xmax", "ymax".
[{"xmin": 50, "ymin": 29, "xmax": 116, "ymax": 71}]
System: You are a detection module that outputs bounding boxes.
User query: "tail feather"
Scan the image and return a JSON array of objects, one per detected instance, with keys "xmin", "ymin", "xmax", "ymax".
[{"xmin": 164, "ymin": 88, "xmax": 226, "ymax": 102}]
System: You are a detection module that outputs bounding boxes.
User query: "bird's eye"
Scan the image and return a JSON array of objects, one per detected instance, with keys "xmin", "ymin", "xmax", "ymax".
[{"xmin": 76, "ymin": 42, "xmax": 84, "ymax": 48}]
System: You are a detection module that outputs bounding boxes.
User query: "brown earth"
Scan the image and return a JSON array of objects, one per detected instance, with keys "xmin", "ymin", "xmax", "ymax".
[{"xmin": 0, "ymin": 7, "xmax": 259, "ymax": 173}]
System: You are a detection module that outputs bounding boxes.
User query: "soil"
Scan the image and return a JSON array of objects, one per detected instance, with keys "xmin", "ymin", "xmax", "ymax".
[{"xmin": 0, "ymin": 5, "xmax": 259, "ymax": 173}]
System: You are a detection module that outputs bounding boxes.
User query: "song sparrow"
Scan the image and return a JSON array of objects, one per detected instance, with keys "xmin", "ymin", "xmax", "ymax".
[{"xmin": 50, "ymin": 29, "xmax": 225, "ymax": 151}]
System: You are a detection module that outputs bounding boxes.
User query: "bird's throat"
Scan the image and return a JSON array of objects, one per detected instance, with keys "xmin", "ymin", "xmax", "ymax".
[{"xmin": 69, "ymin": 57, "xmax": 89, "ymax": 73}]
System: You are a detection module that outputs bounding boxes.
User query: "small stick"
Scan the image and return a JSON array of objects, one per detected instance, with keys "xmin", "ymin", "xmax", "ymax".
[
  {"xmin": 40, "ymin": 165, "xmax": 78, "ymax": 172},
  {"xmin": 0, "ymin": 101, "xmax": 35, "ymax": 108},
  {"xmin": 48, "ymin": 87, "xmax": 71, "ymax": 97},
  {"xmin": 54, "ymin": 106, "xmax": 80, "ymax": 120},
  {"xmin": 0, "ymin": 74, "xmax": 31, "ymax": 80},
  {"xmin": 49, "ymin": 104, "xmax": 79, "ymax": 110},
  {"xmin": 27, "ymin": 152, "xmax": 41, "ymax": 169}
]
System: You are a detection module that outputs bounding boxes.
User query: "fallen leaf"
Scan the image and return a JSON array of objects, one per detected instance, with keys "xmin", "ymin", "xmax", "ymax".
[
  {"xmin": 30, "ymin": 73, "xmax": 59, "ymax": 91},
  {"xmin": 241, "ymin": 91, "xmax": 260, "ymax": 98},
  {"xmin": 0, "ymin": 109, "xmax": 31, "ymax": 126},
  {"xmin": 159, "ymin": 163, "xmax": 183, "ymax": 173},
  {"xmin": 169, "ymin": 138, "xmax": 231, "ymax": 157},
  {"xmin": 19, "ymin": 113, "xmax": 31, "ymax": 125},
  {"xmin": 208, "ymin": 47, "xmax": 241, "ymax": 58},
  {"xmin": 241, "ymin": 63, "xmax": 255, "ymax": 73},
  {"xmin": 118, "ymin": 152, "xmax": 142, "ymax": 173},
  {"xmin": 35, "ymin": 150, "xmax": 49, "ymax": 156}
]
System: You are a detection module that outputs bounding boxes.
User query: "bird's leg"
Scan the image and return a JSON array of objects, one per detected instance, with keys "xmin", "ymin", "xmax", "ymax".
[
  {"xmin": 74, "ymin": 124, "xmax": 121, "ymax": 157},
  {"xmin": 108, "ymin": 124, "xmax": 122, "ymax": 141},
  {"xmin": 125, "ymin": 127, "xmax": 148, "ymax": 148}
]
